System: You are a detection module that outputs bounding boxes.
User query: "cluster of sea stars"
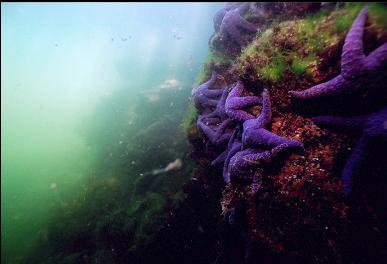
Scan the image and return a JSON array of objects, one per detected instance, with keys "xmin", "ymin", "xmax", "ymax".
[
  {"xmin": 192, "ymin": 71, "xmax": 303, "ymax": 259},
  {"xmin": 192, "ymin": 72, "xmax": 303, "ymax": 190},
  {"xmin": 290, "ymin": 7, "xmax": 387, "ymax": 196},
  {"xmin": 211, "ymin": 2, "xmax": 258, "ymax": 47}
]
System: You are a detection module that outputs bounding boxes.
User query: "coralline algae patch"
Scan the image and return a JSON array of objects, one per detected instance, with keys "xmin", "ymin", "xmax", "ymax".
[{"xmin": 189, "ymin": 2, "xmax": 387, "ymax": 263}]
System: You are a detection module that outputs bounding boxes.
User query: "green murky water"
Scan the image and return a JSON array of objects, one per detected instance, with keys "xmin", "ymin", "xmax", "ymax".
[{"xmin": 1, "ymin": 3, "xmax": 223, "ymax": 263}]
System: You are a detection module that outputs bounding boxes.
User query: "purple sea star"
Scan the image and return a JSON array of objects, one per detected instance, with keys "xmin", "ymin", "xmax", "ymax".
[
  {"xmin": 198, "ymin": 118, "xmax": 235, "ymax": 146},
  {"xmin": 242, "ymin": 89, "xmax": 303, "ymax": 149},
  {"xmin": 289, "ymin": 7, "xmax": 387, "ymax": 100},
  {"xmin": 219, "ymin": 3, "xmax": 258, "ymax": 46},
  {"xmin": 191, "ymin": 71, "xmax": 223, "ymax": 110},
  {"xmin": 211, "ymin": 128, "xmax": 243, "ymax": 183},
  {"xmin": 200, "ymin": 85, "xmax": 230, "ymax": 121},
  {"xmin": 225, "ymin": 81, "xmax": 262, "ymax": 121},
  {"xmin": 213, "ymin": 3, "xmax": 243, "ymax": 32},
  {"xmin": 312, "ymin": 106, "xmax": 387, "ymax": 195},
  {"xmin": 227, "ymin": 89, "xmax": 303, "ymax": 184},
  {"xmin": 228, "ymin": 144, "xmax": 295, "ymax": 183},
  {"xmin": 197, "ymin": 87, "xmax": 235, "ymax": 145},
  {"xmin": 224, "ymin": 205, "xmax": 255, "ymax": 260}
]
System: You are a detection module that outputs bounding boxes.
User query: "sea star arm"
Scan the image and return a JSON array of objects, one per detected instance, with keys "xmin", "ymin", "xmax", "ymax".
[
  {"xmin": 201, "ymin": 98, "xmax": 220, "ymax": 109},
  {"xmin": 217, "ymin": 131, "xmax": 233, "ymax": 145},
  {"xmin": 228, "ymin": 143, "xmax": 294, "ymax": 182},
  {"xmin": 340, "ymin": 7, "xmax": 367, "ymax": 79},
  {"xmin": 199, "ymin": 86, "xmax": 230, "ymax": 124},
  {"xmin": 202, "ymin": 70, "xmax": 217, "ymax": 89},
  {"xmin": 289, "ymin": 75, "xmax": 349, "ymax": 99},
  {"xmin": 313, "ymin": 107, "xmax": 387, "ymax": 196},
  {"xmin": 226, "ymin": 108, "xmax": 257, "ymax": 121},
  {"xmin": 228, "ymin": 81, "xmax": 244, "ymax": 97},
  {"xmin": 235, "ymin": 3, "xmax": 251, "ymax": 15},
  {"xmin": 244, "ymin": 144, "xmax": 293, "ymax": 164},
  {"xmin": 223, "ymin": 141, "xmax": 243, "ymax": 183},
  {"xmin": 211, "ymin": 128, "xmax": 240, "ymax": 167},
  {"xmin": 364, "ymin": 42, "xmax": 387, "ymax": 72},
  {"xmin": 211, "ymin": 149, "xmax": 228, "ymax": 166},
  {"xmin": 227, "ymin": 96, "xmax": 263, "ymax": 109},
  {"xmin": 192, "ymin": 71, "xmax": 219, "ymax": 109},
  {"xmin": 288, "ymin": 7, "xmax": 387, "ymax": 101},
  {"xmin": 227, "ymin": 82, "xmax": 262, "ymax": 106},
  {"xmin": 242, "ymin": 128, "xmax": 303, "ymax": 149},
  {"xmin": 235, "ymin": 14, "xmax": 258, "ymax": 32},
  {"xmin": 228, "ymin": 149, "xmax": 258, "ymax": 181},
  {"xmin": 191, "ymin": 71, "xmax": 219, "ymax": 107},
  {"xmin": 214, "ymin": 8, "xmax": 227, "ymax": 32},
  {"xmin": 225, "ymin": 82, "xmax": 262, "ymax": 121},
  {"xmin": 242, "ymin": 88, "xmax": 272, "ymax": 132},
  {"xmin": 191, "ymin": 71, "xmax": 217, "ymax": 96},
  {"xmin": 198, "ymin": 118, "xmax": 233, "ymax": 145},
  {"xmin": 364, "ymin": 107, "xmax": 387, "ymax": 136},
  {"xmin": 340, "ymin": 135, "xmax": 370, "ymax": 196},
  {"xmin": 312, "ymin": 115, "xmax": 368, "ymax": 134},
  {"xmin": 204, "ymin": 87, "xmax": 224, "ymax": 98},
  {"xmin": 200, "ymin": 112, "xmax": 219, "ymax": 123},
  {"xmin": 257, "ymin": 89, "xmax": 272, "ymax": 128},
  {"xmin": 221, "ymin": 129, "xmax": 243, "ymax": 183},
  {"xmin": 226, "ymin": 96, "xmax": 263, "ymax": 121},
  {"xmin": 220, "ymin": 7, "xmax": 257, "ymax": 46},
  {"xmin": 220, "ymin": 10, "xmax": 243, "ymax": 45},
  {"xmin": 215, "ymin": 86, "xmax": 231, "ymax": 120}
]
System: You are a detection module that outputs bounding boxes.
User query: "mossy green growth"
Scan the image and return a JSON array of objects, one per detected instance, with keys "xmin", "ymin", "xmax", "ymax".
[
  {"xmin": 332, "ymin": 3, "xmax": 387, "ymax": 35},
  {"xmin": 331, "ymin": 3, "xmax": 387, "ymax": 32},
  {"xmin": 192, "ymin": 49, "xmax": 233, "ymax": 88},
  {"xmin": 297, "ymin": 16, "xmax": 331, "ymax": 54},
  {"xmin": 290, "ymin": 54, "xmax": 316, "ymax": 77},
  {"xmin": 307, "ymin": 6, "xmax": 331, "ymax": 23},
  {"xmin": 180, "ymin": 103, "xmax": 197, "ymax": 134},
  {"xmin": 259, "ymin": 28, "xmax": 274, "ymax": 51},
  {"xmin": 290, "ymin": 57, "xmax": 307, "ymax": 76},
  {"xmin": 192, "ymin": 65, "xmax": 211, "ymax": 89},
  {"xmin": 335, "ymin": 16, "xmax": 353, "ymax": 34},
  {"xmin": 368, "ymin": 3, "xmax": 387, "ymax": 30},
  {"xmin": 126, "ymin": 192, "xmax": 167, "ymax": 243},
  {"xmin": 334, "ymin": 4, "xmax": 363, "ymax": 33},
  {"xmin": 234, "ymin": 8, "xmax": 332, "ymax": 83},
  {"xmin": 260, "ymin": 53, "xmax": 286, "ymax": 82},
  {"xmin": 239, "ymin": 41, "xmax": 259, "ymax": 62},
  {"xmin": 233, "ymin": 2, "xmax": 387, "ymax": 87}
]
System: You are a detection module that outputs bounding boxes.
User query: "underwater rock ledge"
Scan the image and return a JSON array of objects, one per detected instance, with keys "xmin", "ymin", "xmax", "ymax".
[{"xmin": 186, "ymin": 2, "xmax": 387, "ymax": 264}]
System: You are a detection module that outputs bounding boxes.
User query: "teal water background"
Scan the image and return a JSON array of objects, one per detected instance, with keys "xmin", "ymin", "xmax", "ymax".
[{"xmin": 1, "ymin": 3, "xmax": 224, "ymax": 263}]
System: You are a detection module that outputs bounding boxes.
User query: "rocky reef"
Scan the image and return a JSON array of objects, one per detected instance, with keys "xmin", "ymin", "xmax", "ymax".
[{"xmin": 187, "ymin": 3, "xmax": 387, "ymax": 263}]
